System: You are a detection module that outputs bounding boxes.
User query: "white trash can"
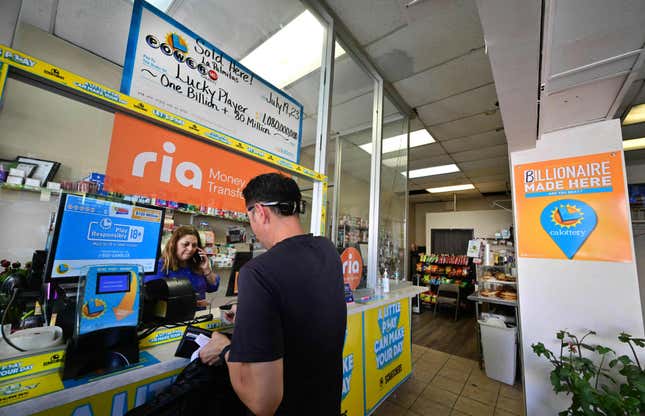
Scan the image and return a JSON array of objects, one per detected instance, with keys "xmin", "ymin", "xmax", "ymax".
[{"xmin": 478, "ymin": 317, "xmax": 517, "ymax": 385}]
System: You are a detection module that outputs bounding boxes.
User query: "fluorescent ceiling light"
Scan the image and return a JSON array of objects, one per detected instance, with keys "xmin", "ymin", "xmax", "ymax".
[
  {"xmin": 623, "ymin": 137, "xmax": 645, "ymax": 151},
  {"xmin": 426, "ymin": 184, "xmax": 475, "ymax": 193},
  {"xmin": 240, "ymin": 10, "xmax": 345, "ymax": 88},
  {"xmin": 405, "ymin": 164, "xmax": 460, "ymax": 179},
  {"xmin": 359, "ymin": 129, "xmax": 435, "ymax": 155},
  {"xmin": 623, "ymin": 104, "xmax": 645, "ymax": 125}
]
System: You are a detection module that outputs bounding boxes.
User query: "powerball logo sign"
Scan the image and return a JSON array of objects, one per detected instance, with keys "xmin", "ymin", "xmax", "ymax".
[{"xmin": 514, "ymin": 151, "xmax": 632, "ymax": 262}]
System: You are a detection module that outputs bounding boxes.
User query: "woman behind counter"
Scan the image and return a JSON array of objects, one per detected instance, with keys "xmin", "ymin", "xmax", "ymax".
[{"xmin": 145, "ymin": 225, "xmax": 220, "ymax": 307}]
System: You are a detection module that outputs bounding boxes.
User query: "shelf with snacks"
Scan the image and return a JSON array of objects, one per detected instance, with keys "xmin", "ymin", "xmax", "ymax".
[
  {"xmin": 0, "ymin": 183, "xmax": 61, "ymax": 194},
  {"xmin": 337, "ymin": 215, "xmax": 369, "ymax": 249},
  {"xmin": 414, "ymin": 253, "xmax": 474, "ymax": 310}
]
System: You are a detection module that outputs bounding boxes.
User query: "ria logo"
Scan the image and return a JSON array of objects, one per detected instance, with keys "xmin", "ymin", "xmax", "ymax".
[{"xmin": 132, "ymin": 141, "xmax": 202, "ymax": 190}]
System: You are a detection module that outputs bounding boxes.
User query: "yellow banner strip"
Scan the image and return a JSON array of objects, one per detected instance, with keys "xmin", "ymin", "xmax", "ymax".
[
  {"xmin": 0, "ymin": 349, "xmax": 65, "ymax": 383},
  {"xmin": 0, "ymin": 45, "xmax": 327, "ymax": 183},
  {"xmin": 0, "ymin": 370, "xmax": 64, "ymax": 408},
  {"xmin": 139, "ymin": 319, "xmax": 233, "ymax": 349}
]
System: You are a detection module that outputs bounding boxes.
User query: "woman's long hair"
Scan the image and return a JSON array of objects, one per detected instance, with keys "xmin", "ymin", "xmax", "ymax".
[{"xmin": 162, "ymin": 225, "xmax": 203, "ymax": 274}]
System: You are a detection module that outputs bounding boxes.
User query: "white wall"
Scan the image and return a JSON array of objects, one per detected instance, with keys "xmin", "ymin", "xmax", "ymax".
[
  {"xmin": 425, "ymin": 209, "xmax": 513, "ymax": 250},
  {"xmin": 511, "ymin": 120, "xmax": 644, "ymax": 414}
]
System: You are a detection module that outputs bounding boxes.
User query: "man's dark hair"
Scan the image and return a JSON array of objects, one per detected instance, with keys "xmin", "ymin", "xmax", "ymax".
[{"xmin": 243, "ymin": 173, "xmax": 303, "ymax": 216}]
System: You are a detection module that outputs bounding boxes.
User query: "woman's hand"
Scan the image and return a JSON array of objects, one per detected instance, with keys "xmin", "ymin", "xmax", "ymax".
[
  {"xmin": 196, "ymin": 248, "xmax": 211, "ymax": 274},
  {"xmin": 196, "ymin": 299, "xmax": 210, "ymax": 308}
]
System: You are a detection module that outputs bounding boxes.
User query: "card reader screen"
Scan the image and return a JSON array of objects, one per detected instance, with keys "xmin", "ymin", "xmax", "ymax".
[{"xmin": 96, "ymin": 273, "xmax": 131, "ymax": 294}]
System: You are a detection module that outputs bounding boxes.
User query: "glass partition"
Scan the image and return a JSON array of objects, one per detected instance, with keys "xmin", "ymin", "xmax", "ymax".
[
  {"xmin": 378, "ymin": 109, "xmax": 409, "ymax": 281},
  {"xmin": 330, "ymin": 52, "xmax": 375, "ymax": 287}
]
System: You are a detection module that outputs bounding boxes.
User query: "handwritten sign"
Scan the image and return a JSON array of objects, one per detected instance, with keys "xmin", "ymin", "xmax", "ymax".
[{"xmin": 121, "ymin": 0, "xmax": 303, "ymax": 163}]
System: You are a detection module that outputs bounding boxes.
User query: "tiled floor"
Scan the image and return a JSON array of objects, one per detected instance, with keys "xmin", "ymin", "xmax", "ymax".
[{"xmin": 373, "ymin": 345, "xmax": 524, "ymax": 416}]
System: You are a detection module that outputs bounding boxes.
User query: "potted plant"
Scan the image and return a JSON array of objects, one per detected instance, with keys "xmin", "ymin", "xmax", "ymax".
[{"xmin": 532, "ymin": 330, "xmax": 645, "ymax": 415}]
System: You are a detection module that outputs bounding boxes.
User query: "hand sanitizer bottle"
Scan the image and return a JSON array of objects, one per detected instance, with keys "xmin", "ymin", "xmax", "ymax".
[{"xmin": 382, "ymin": 268, "xmax": 390, "ymax": 293}]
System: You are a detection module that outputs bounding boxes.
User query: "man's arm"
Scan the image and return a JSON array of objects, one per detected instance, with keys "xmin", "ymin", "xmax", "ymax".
[{"xmin": 227, "ymin": 358, "xmax": 283, "ymax": 416}]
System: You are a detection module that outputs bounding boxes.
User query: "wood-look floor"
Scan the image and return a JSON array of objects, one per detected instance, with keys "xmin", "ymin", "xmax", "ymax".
[{"xmin": 411, "ymin": 306, "xmax": 479, "ymax": 361}]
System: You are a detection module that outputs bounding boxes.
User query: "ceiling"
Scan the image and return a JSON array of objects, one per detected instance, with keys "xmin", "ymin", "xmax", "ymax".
[
  {"xmin": 16, "ymin": 0, "xmax": 645, "ymax": 207},
  {"xmin": 477, "ymin": 0, "xmax": 645, "ymax": 157},
  {"xmin": 17, "ymin": 0, "xmax": 510, "ymax": 205}
]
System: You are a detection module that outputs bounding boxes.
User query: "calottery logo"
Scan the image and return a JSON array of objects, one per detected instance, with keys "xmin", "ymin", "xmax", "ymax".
[{"xmin": 540, "ymin": 199, "xmax": 597, "ymax": 259}]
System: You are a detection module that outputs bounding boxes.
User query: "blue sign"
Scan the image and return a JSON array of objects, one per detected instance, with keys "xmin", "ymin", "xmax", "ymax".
[
  {"xmin": 540, "ymin": 199, "xmax": 598, "ymax": 259},
  {"xmin": 51, "ymin": 194, "xmax": 163, "ymax": 278},
  {"xmin": 77, "ymin": 265, "xmax": 141, "ymax": 336}
]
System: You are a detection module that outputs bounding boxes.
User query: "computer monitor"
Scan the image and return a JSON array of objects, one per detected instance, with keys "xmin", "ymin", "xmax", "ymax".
[
  {"xmin": 44, "ymin": 193, "xmax": 165, "ymax": 281},
  {"xmin": 225, "ymin": 252, "xmax": 253, "ymax": 296}
]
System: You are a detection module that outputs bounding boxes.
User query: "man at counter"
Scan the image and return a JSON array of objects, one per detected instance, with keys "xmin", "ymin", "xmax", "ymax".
[{"xmin": 199, "ymin": 173, "xmax": 347, "ymax": 416}]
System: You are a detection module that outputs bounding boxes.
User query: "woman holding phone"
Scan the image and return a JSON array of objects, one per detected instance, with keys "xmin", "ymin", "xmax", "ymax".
[{"xmin": 145, "ymin": 225, "xmax": 220, "ymax": 308}]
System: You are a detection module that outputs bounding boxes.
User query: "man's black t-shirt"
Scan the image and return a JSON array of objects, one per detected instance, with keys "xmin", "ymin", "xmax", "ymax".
[{"xmin": 228, "ymin": 234, "xmax": 347, "ymax": 415}]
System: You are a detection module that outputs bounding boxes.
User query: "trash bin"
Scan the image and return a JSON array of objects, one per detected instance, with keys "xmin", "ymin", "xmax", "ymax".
[{"xmin": 478, "ymin": 317, "xmax": 517, "ymax": 385}]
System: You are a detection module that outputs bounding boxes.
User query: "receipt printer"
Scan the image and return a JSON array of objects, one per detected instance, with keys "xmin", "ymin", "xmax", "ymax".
[{"xmin": 142, "ymin": 277, "xmax": 196, "ymax": 324}]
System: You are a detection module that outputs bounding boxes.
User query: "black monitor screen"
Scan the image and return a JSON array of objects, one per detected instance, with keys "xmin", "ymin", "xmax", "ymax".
[
  {"xmin": 96, "ymin": 272, "xmax": 131, "ymax": 294},
  {"xmin": 226, "ymin": 252, "xmax": 253, "ymax": 296},
  {"xmin": 45, "ymin": 193, "xmax": 165, "ymax": 281}
]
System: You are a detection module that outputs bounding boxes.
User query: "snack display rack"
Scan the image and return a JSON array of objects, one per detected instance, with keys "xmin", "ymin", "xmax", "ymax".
[{"xmin": 415, "ymin": 253, "xmax": 474, "ymax": 308}]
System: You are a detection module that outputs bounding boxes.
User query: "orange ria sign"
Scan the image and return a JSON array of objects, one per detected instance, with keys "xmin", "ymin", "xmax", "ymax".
[
  {"xmin": 341, "ymin": 247, "xmax": 363, "ymax": 290},
  {"xmin": 105, "ymin": 113, "xmax": 277, "ymax": 212}
]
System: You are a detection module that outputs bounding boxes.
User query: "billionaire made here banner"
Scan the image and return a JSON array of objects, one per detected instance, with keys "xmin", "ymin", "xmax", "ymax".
[
  {"xmin": 364, "ymin": 300, "xmax": 412, "ymax": 413},
  {"xmin": 513, "ymin": 151, "xmax": 632, "ymax": 262},
  {"xmin": 121, "ymin": 0, "xmax": 303, "ymax": 163}
]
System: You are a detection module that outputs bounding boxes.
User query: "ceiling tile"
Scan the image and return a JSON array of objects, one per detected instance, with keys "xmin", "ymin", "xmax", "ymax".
[
  {"xmin": 459, "ymin": 156, "xmax": 509, "ymax": 172},
  {"xmin": 408, "ymin": 143, "xmax": 447, "ymax": 161},
  {"xmin": 55, "ymin": 0, "xmax": 133, "ymax": 65},
  {"xmin": 20, "ymin": 0, "xmax": 56, "ymax": 32},
  {"xmin": 416, "ymin": 83, "xmax": 498, "ymax": 126},
  {"xmin": 440, "ymin": 130, "xmax": 507, "ymax": 153},
  {"xmin": 366, "ymin": 0, "xmax": 483, "ymax": 82},
  {"xmin": 451, "ymin": 144, "xmax": 507, "ymax": 163},
  {"xmin": 325, "ymin": 0, "xmax": 407, "ymax": 46},
  {"xmin": 548, "ymin": 0, "xmax": 645, "ymax": 75},
  {"xmin": 541, "ymin": 76, "xmax": 625, "ymax": 133},
  {"xmin": 409, "ymin": 155, "xmax": 455, "ymax": 171},
  {"xmin": 428, "ymin": 111, "xmax": 503, "ymax": 140},
  {"xmin": 171, "ymin": 0, "xmax": 304, "ymax": 60},
  {"xmin": 392, "ymin": 49, "xmax": 493, "ymax": 108},
  {"xmin": 474, "ymin": 182, "xmax": 508, "ymax": 193}
]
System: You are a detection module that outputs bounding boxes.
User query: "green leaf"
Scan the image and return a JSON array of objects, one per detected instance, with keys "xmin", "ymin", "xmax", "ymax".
[
  {"xmin": 557, "ymin": 331, "xmax": 565, "ymax": 340},
  {"xmin": 580, "ymin": 343, "xmax": 596, "ymax": 352},
  {"xmin": 596, "ymin": 346, "xmax": 614, "ymax": 355}
]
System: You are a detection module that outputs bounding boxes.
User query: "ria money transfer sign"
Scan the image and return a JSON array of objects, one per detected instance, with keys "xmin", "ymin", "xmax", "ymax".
[
  {"xmin": 364, "ymin": 300, "xmax": 412, "ymax": 413},
  {"xmin": 513, "ymin": 151, "xmax": 632, "ymax": 262},
  {"xmin": 122, "ymin": 0, "xmax": 303, "ymax": 163}
]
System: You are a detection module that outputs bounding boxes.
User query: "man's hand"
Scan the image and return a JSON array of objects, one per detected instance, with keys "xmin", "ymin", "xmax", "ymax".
[
  {"xmin": 199, "ymin": 331, "xmax": 231, "ymax": 366},
  {"xmin": 223, "ymin": 304, "xmax": 237, "ymax": 324}
]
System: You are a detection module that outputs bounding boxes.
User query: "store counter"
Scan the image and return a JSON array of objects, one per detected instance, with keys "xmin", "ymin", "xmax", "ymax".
[{"xmin": 0, "ymin": 285, "xmax": 425, "ymax": 416}]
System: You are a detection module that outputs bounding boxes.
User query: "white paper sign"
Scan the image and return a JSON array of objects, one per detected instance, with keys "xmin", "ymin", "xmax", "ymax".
[{"xmin": 122, "ymin": 0, "xmax": 303, "ymax": 162}]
